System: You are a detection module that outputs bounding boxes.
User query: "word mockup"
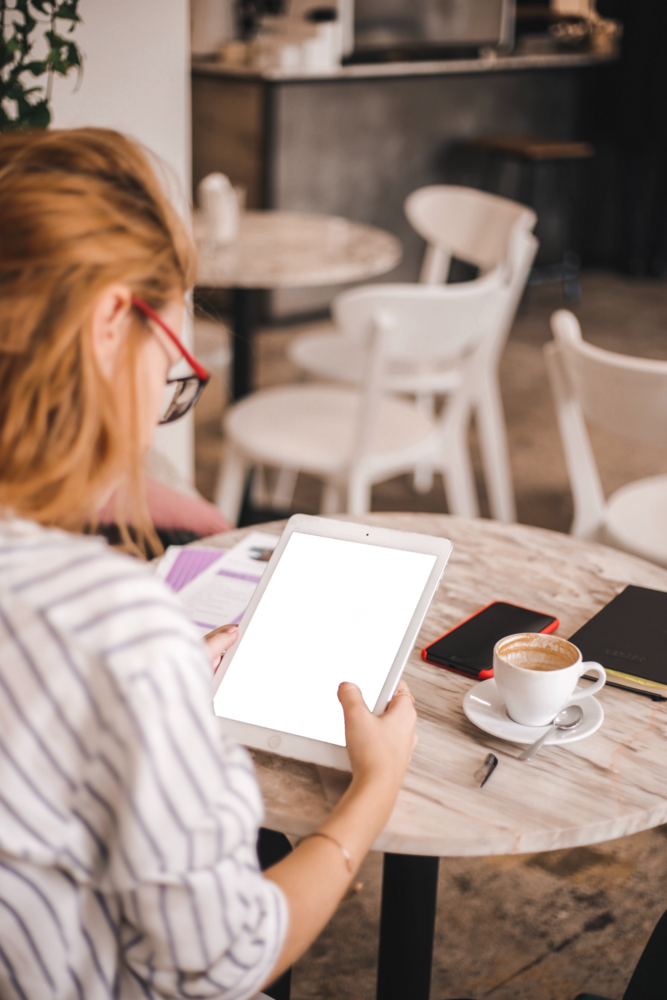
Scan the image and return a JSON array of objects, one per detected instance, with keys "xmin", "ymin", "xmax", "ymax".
[{"xmin": 253, "ymin": 604, "xmax": 389, "ymax": 684}]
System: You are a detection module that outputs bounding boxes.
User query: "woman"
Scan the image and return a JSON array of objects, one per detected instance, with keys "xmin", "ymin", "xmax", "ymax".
[{"xmin": 0, "ymin": 128, "xmax": 417, "ymax": 999}]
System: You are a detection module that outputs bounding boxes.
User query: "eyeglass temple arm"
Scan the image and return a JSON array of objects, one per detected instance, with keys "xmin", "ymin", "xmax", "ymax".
[{"xmin": 131, "ymin": 296, "xmax": 209, "ymax": 382}]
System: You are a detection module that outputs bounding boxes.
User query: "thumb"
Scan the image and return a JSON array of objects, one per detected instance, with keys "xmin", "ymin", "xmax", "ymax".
[
  {"xmin": 205, "ymin": 623, "xmax": 239, "ymax": 650},
  {"xmin": 337, "ymin": 681, "xmax": 367, "ymax": 715},
  {"xmin": 204, "ymin": 624, "xmax": 239, "ymax": 670}
]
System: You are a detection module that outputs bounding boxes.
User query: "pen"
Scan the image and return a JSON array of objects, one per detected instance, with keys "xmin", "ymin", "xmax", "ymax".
[
  {"xmin": 583, "ymin": 674, "xmax": 667, "ymax": 703},
  {"xmin": 474, "ymin": 753, "xmax": 498, "ymax": 787}
]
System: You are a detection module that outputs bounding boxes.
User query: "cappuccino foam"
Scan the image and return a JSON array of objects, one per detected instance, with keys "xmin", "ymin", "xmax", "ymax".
[{"xmin": 497, "ymin": 634, "xmax": 578, "ymax": 672}]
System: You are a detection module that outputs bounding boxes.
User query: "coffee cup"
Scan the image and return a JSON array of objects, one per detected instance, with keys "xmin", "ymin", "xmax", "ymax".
[{"xmin": 493, "ymin": 632, "xmax": 606, "ymax": 728}]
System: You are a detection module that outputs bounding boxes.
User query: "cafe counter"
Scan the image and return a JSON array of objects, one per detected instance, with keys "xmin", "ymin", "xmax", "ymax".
[{"xmin": 192, "ymin": 49, "xmax": 614, "ymax": 317}]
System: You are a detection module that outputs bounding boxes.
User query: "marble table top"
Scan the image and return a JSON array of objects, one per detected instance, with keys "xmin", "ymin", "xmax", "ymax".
[
  {"xmin": 194, "ymin": 210, "xmax": 402, "ymax": 290},
  {"xmin": 200, "ymin": 513, "xmax": 667, "ymax": 857}
]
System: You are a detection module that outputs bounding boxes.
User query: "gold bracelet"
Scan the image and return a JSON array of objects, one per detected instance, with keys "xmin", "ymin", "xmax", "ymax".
[{"xmin": 298, "ymin": 830, "xmax": 353, "ymax": 874}]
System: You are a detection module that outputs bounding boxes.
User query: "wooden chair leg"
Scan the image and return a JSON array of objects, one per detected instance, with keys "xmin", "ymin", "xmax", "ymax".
[
  {"xmin": 215, "ymin": 447, "xmax": 249, "ymax": 526},
  {"xmin": 413, "ymin": 467, "xmax": 435, "ymax": 494},
  {"xmin": 442, "ymin": 448, "xmax": 479, "ymax": 519},
  {"xmin": 475, "ymin": 378, "xmax": 516, "ymax": 523},
  {"xmin": 321, "ymin": 481, "xmax": 343, "ymax": 515},
  {"xmin": 441, "ymin": 410, "xmax": 479, "ymax": 518},
  {"xmin": 272, "ymin": 467, "xmax": 299, "ymax": 510},
  {"xmin": 347, "ymin": 474, "xmax": 372, "ymax": 516},
  {"xmin": 250, "ymin": 465, "xmax": 271, "ymax": 509},
  {"xmin": 413, "ymin": 393, "xmax": 436, "ymax": 494}
]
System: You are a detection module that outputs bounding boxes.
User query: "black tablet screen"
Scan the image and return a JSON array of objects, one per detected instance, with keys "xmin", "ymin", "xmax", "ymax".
[{"xmin": 214, "ymin": 532, "xmax": 437, "ymax": 745}]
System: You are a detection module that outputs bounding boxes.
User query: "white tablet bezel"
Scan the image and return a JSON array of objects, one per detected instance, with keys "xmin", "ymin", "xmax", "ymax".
[{"xmin": 212, "ymin": 514, "xmax": 452, "ymax": 770}]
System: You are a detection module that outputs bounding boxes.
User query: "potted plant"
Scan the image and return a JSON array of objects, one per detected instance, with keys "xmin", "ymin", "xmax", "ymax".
[{"xmin": 0, "ymin": 0, "xmax": 82, "ymax": 132}]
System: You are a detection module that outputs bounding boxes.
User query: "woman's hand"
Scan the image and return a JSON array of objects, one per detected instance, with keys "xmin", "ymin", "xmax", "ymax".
[
  {"xmin": 337, "ymin": 679, "xmax": 417, "ymax": 796},
  {"xmin": 204, "ymin": 624, "xmax": 238, "ymax": 672}
]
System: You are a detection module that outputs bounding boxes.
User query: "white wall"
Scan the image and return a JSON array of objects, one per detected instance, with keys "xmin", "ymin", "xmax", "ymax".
[{"xmin": 50, "ymin": 0, "xmax": 195, "ymax": 483}]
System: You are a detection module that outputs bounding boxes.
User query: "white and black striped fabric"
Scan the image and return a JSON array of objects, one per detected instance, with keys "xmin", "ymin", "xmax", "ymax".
[{"xmin": 0, "ymin": 516, "xmax": 287, "ymax": 999}]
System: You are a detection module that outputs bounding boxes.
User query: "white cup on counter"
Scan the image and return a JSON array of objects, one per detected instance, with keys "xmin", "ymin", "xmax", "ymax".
[{"xmin": 198, "ymin": 172, "xmax": 240, "ymax": 247}]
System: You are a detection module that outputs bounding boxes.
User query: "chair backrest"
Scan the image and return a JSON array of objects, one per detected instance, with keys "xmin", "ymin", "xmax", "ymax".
[
  {"xmin": 332, "ymin": 278, "xmax": 505, "ymax": 367},
  {"xmin": 404, "ymin": 184, "xmax": 537, "ymax": 283},
  {"xmin": 551, "ymin": 309, "xmax": 667, "ymax": 450}
]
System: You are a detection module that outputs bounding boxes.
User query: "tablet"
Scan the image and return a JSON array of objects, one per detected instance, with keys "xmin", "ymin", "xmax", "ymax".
[{"xmin": 213, "ymin": 515, "xmax": 452, "ymax": 769}]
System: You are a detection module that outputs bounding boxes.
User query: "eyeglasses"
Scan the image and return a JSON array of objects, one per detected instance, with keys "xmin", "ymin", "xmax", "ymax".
[{"xmin": 131, "ymin": 295, "xmax": 210, "ymax": 424}]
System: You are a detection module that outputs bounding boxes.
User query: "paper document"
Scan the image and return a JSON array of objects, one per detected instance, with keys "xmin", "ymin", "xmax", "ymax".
[
  {"xmin": 175, "ymin": 531, "xmax": 280, "ymax": 635},
  {"xmin": 155, "ymin": 545, "xmax": 224, "ymax": 592}
]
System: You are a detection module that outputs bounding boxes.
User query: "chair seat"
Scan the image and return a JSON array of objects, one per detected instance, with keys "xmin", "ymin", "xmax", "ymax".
[
  {"xmin": 224, "ymin": 385, "xmax": 437, "ymax": 476},
  {"xmin": 289, "ymin": 330, "xmax": 463, "ymax": 396},
  {"xmin": 603, "ymin": 475, "xmax": 667, "ymax": 568},
  {"xmin": 468, "ymin": 135, "xmax": 595, "ymax": 161},
  {"xmin": 289, "ymin": 331, "xmax": 367, "ymax": 384}
]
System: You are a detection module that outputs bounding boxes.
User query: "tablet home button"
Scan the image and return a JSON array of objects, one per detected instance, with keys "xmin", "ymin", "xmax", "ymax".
[{"xmin": 268, "ymin": 735, "xmax": 281, "ymax": 749}]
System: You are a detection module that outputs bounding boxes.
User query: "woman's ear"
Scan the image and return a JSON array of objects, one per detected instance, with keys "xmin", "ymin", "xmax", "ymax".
[{"xmin": 90, "ymin": 284, "xmax": 134, "ymax": 380}]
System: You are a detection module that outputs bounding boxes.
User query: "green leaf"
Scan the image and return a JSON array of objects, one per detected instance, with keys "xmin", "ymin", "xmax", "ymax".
[
  {"xmin": 65, "ymin": 41, "xmax": 80, "ymax": 66},
  {"xmin": 7, "ymin": 82, "xmax": 44, "ymax": 98},
  {"xmin": 1, "ymin": 0, "xmax": 82, "ymax": 130},
  {"xmin": 55, "ymin": 2, "xmax": 81, "ymax": 23},
  {"xmin": 45, "ymin": 30, "xmax": 66, "ymax": 48},
  {"xmin": 16, "ymin": 10, "xmax": 38, "ymax": 35},
  {"xmin": 23, "ymin": 100, "xmax": 51, "ymax": 128},
  {"xmin": 47, "ymin": 55, "xmax": 68, "ymax": 74},
  {"xmin": 24, "ymin": 59, "xmax": 49, "ymax": 76}
]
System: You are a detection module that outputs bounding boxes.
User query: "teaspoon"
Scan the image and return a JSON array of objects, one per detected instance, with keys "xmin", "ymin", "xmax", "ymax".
[{"xmin": 518, "ymin": 704, "xmax": 584, "ymax": 761}]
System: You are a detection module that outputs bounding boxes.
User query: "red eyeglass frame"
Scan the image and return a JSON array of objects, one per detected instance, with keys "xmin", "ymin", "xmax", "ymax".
[{"xmin": 131, "ymin": 295, "xmax": 209, "ymax": 382}]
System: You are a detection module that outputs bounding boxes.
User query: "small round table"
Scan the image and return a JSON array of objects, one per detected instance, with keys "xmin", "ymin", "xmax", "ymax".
[
  {"xmin": 195, "ymin": 210, "xmax": 402, "ymax": 399},
  {"xmin": 201, "ymin": 513, "xmax": 667, "ymax": 1000}
]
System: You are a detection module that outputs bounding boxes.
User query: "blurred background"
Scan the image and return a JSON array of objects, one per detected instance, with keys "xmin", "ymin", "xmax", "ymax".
[{"xmin": 6, "ymin": 0, "xmax": 665, "ymax": 996}]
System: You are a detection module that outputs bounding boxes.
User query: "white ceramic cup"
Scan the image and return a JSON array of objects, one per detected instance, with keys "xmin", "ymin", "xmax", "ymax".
[
  {"xmin": 493, "ymin": 632, "xmax": 606, "ymax": 727},
  {"xmin": 198, "ymin": 172, "xmax": 239, "ymax": 247}
]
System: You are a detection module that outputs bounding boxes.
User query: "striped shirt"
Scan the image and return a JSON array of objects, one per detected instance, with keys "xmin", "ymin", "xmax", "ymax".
[{"xmin": 0, "ymin": 516, "xmax": 287, "ymax": 999}]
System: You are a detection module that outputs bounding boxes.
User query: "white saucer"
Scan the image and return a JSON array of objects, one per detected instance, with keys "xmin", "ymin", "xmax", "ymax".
[{"xmin": 463, "ymin": 678, "xmax": 604, "ymax": 746}]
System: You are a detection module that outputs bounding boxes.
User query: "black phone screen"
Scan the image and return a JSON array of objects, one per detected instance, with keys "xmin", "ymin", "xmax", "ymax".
[{"xmin": 423, "ymin": 602, "xmax": 557, "ymax": 676}]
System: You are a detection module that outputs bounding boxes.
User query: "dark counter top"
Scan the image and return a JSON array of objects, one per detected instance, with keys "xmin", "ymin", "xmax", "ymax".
[{"xmin": 192, "ymin": 48, "xmax": 616, "ymax": 83}]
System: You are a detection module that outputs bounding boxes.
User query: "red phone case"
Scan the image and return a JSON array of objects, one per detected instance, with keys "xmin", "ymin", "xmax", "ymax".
[{"xmin": 421, "ymin": 601, "xmax": 559, "ymax": 679}]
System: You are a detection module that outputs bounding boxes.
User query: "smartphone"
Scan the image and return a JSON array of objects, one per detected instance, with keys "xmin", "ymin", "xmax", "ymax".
[{"xmin": 422, "ymin": 601, "xmax": 559, "ymax": 679}]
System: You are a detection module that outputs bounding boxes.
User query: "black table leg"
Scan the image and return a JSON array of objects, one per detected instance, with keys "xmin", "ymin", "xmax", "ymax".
[
  {"xmin": 257, "ymin": 828, "xmax": 293, "ymax": 1000},
  {"xmin": 231, "ymin": 287, "xmax": 257, "ymax": 400},
  {"xmin": 376, "ymin": 853, "xmax": 439, "ymax": 1000}
]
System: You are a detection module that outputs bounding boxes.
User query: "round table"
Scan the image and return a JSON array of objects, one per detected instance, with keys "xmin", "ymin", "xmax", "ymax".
[
  {"xmin": 194, "ymin": 210, "xmax": 402, "ymax": 399},
  {"xmin": 201, "ymin": 513, "xmax": 667, "ymax": 1000}
]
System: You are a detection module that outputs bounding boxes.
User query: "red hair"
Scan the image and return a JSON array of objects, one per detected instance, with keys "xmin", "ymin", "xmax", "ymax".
[{"xmin": 0, "ymin": 128, "xmax": 196, "ymax": 553}]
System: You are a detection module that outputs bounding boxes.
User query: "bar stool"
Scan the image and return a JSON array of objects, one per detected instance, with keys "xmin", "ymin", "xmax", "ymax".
[{"xmin": 463, "ymin": 135, "xmax": 594, "ymax": 301}]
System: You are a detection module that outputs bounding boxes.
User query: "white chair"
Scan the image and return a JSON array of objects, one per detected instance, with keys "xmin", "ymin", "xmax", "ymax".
[
  {"xmin": 404, "ymin": 183, "xmax": 536, "ymax": 285},
  {"xmin": 544, "ymin": 309, "xmax": 667, "ymax": 568},
  {"xmin": 216, "ymin": 280, "xmax": 506, "ymax": 525},
  {"xmin": 288, "ymin": 186, "xmax": 538, "ymax": 522}
]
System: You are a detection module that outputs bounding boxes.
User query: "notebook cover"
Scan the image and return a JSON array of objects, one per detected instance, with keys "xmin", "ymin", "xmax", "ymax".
[{"xmin": 569, "ymin": 585, "xmax": 667, "ymax": 691}]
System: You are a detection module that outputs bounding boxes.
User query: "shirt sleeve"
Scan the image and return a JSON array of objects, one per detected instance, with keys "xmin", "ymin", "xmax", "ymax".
[{"xmin": 79, "ymin": 583, "xmax": 288, "ymax": 1000}]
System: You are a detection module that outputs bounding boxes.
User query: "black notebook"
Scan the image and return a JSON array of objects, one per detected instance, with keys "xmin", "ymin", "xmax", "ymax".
[{"xmin": 569, "ymin": 585, "xmax": 667, "ymax": 694}]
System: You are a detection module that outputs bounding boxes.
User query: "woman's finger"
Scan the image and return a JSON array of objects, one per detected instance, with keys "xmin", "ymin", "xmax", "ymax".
[
  {"xmin": 385, "ymin": 680, "xmax": 416, "ymax": 715},
  {"xmin": 204, "ymin": 624, "xmax": 239, "ymax": 669}
]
